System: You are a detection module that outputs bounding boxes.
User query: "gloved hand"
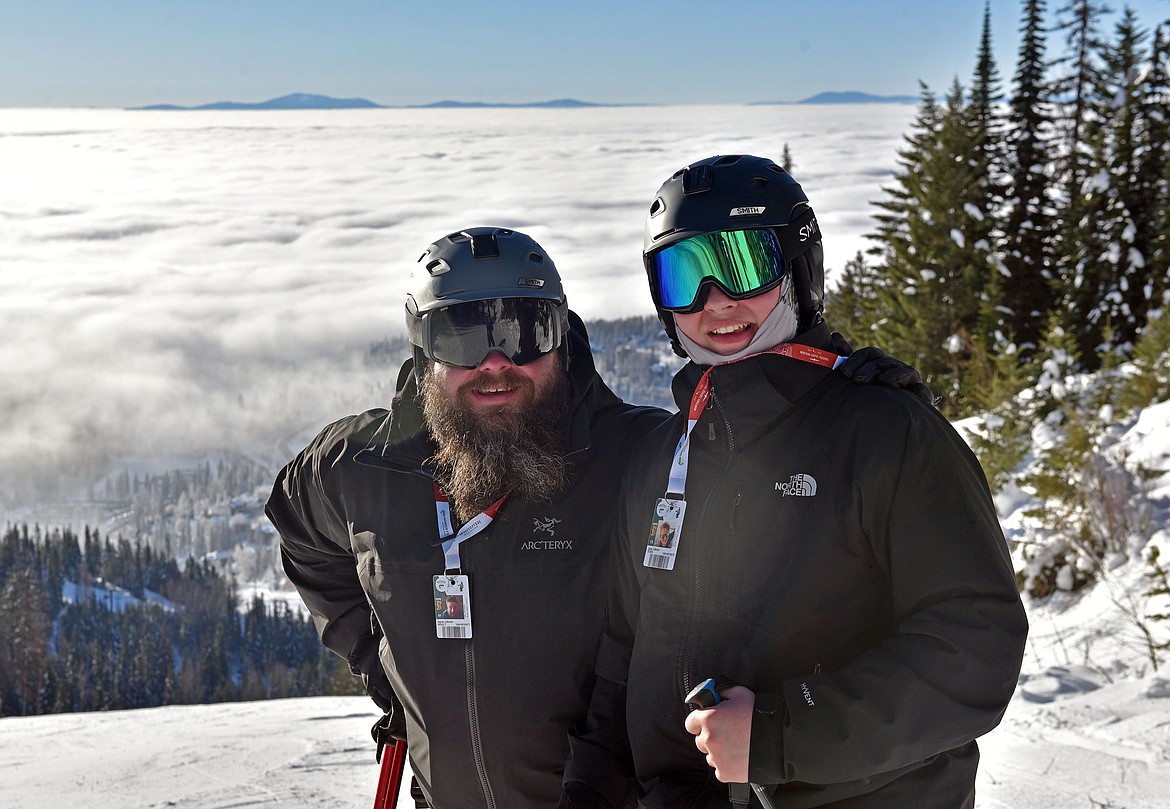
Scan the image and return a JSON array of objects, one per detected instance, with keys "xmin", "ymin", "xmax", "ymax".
[
  {"xmin": 348, "ymin": 630, "xmax": 403, "ymax": 729},
  {"xmin": 837, "ymin": 345, "xmax": 936, "ymax": 405},
  {"xmin": 370, "ymin": 708, "xmax": 407, "ymax": 763}
]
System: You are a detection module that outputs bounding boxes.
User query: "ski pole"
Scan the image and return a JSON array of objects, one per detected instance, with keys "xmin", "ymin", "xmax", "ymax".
[
  {"xmin": 373, "ymin": 736, "xmax": 407, "ymax": 809},
  {"xmin": 684, "ymin": 677, "xmax": 777, "ymax": 809}
]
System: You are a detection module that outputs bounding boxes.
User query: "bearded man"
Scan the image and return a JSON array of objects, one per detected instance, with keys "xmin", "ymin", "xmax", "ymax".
[{"xmin": 266, "ymin": 227, "xmax": 668, "ymax": 809}]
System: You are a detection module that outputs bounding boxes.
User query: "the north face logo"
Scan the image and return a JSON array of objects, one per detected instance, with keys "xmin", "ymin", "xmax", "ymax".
[{"xmin": 777, "ymin": 474, "xmax": 817, "ymax": 497}]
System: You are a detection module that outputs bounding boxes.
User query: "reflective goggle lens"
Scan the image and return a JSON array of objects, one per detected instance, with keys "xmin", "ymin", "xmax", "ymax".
[
  {"xmin": 650, "ymin": 228, "xmax": 787, "ymax": 312},
  {"xmin": 427, "ymin": 297, "xmax": 561, "ymax": 369}
]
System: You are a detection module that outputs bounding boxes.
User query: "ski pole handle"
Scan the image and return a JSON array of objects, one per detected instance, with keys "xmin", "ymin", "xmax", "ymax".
[{"xmin": 685, "ymin": 677, "xmax": 722, "ymax": 710}]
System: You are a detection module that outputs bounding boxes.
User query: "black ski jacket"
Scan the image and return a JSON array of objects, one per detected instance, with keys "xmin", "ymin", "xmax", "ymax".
[
  {"xmin": 565, "ymin": 323, "xmax": 1028, "ymax": 808},
  {"xmin": 267, "ymin": 312, "xmax": 667, "ymax": 809}
]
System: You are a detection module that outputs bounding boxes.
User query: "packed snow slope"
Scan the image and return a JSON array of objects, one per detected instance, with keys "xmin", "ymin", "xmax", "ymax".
[{"xmin": 3, "ymin": 669, "xmax": 1170, "ymax": 808}]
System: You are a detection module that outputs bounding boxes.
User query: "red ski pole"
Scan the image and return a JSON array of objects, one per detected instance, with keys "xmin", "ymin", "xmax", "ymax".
[{"xmin": 373, "ymin": 737, "xmax": 407, "ymax": 809}]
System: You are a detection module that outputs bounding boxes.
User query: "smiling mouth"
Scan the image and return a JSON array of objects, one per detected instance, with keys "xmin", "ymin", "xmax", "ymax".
[
  {"xmin": 709, "ymin": 322, "xmax": 751, "ymax": 336},
  {"xmin": 474, "ymin": 384, "xmax": 517, "ymax": 395}
]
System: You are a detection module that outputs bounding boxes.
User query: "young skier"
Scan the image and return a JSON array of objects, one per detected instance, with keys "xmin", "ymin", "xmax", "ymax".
[{"xmin": 562, "ymin": 155, "xmax": 1028, "ymax": 809}]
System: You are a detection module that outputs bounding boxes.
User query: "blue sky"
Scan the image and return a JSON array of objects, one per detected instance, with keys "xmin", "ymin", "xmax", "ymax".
[{"xmin": 4, "ymin": 0, "xmax": 1170, "ymax": 107}]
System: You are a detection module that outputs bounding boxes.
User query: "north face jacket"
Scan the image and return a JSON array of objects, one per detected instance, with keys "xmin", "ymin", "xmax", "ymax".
[
  {"xmin": 565, "ymin": 323, "xmax": 1028, "ymax": 808},
  {"xmin": 267, "ymin": 312, "xmax": 667, "ymax": 809}
]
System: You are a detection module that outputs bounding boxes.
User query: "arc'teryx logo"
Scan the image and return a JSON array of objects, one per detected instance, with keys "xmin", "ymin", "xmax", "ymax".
[
  {"xmin": 520, "ymin": 517, "xmax": 572, "ymax": 551},
  {"xmin": 532, "ymin": 517, "xmax": 561, "ymax": 535},
  {"xmin": 777, "ymin": 474, "xmax": 818, "ymax": 497}
]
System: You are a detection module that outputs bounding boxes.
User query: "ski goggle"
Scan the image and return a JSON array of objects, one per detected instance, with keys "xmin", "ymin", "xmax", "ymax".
[
  {"xmin": 421, "ymin": 297, "xmax": 568, "ymax": 369},
  {"xmin": 647, "ymin": 227, "xmax": 788, "ymax": 313}
]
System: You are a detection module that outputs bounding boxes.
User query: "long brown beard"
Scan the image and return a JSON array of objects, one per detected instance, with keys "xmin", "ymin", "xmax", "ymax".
[{"xmin": 419, "ymin": 357, "xmax": 573, "ymax": 522}]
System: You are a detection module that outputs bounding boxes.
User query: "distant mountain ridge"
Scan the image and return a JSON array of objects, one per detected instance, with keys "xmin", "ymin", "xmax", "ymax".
[
  {"xmin": 130, "ymin": 93, "xmax": 633, "ymax": 111},
  {"xmin": 130, "ymin": 91, "xmax": 916, "ymax": 111},
  {"xmin": 411, "ymin": 98, "xmax": 615, "ymax": 109},
  {"xmin": 753, "ymin": 91, "xmax": 919, "ymax": 105},
  {"xmin": 132, "ymin": 93, "xmax": 384, "ymax": 111}
]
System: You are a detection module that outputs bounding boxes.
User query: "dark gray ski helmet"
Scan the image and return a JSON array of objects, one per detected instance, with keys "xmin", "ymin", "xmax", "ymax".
[
  {"xmin": 406, "ymin": 227, "xmax": 569, "ymax": 368},
  {"xmin": 643, "ymin": 154, "xmax": 826, "ymax": 356}
]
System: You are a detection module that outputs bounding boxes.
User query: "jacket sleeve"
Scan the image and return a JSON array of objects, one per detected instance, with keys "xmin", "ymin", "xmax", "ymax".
[
  {"xmin": 748, "ymin": 399, "xmax": 1029, "ymax": 786},
  {"xmin": 265, "ymin": 421, "xmax": 373, "ymax": 663},
  {"xmin": 561, "ymin": 466, "xmax": 643, "ymax": 809}
]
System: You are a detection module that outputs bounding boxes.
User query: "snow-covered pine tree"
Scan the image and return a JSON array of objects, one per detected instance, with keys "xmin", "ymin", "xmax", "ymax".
[
  {"xmin": 1134, "ymin": 22, "xmax": 1170, "ymax": 325},
  {"xmin": 828, "ymin": 251, "xmax": 889, "ymax": 343},
  {"xmin": 1049, "ymin": 0, "xmax": 1113, "ymax": 363},
  {"xmin": 971, "ymin": 1, "xmax": 1008, "ymax": 210},
  {"xmin": 963, "ymin": 333, "xmax": 1033, "ymax": 491},
  {"xmin": 1120, "ymin": 290, "xmax": 1170, "ymax": 411},
  {"xmin": 964, "ymin": 2, "xmax": 1017, "ymax": 402},
  {"xmin": 1001, "ymin": 0, "xmax": 1058, "ymax": 357},
  {"xmin": 866, "ymin": 79, "xmax": 993, "ymax": 414},
  {"xmin": 1084, "ymin": 9, "xmax": 1150, "ymax": 356}
]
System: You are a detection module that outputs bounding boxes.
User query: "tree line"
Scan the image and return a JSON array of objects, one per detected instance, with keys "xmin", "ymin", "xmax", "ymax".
[
  {"xmin": 0, "ymin": 524, "xmax": 362, "ymax": 718},
  {"xmin": 823, "ymin": 1, "xmax": 1170, "ymax": 615},
  {"xmin": 832, "ymin": 0, "xmax": 1169, "ymax": 420}
]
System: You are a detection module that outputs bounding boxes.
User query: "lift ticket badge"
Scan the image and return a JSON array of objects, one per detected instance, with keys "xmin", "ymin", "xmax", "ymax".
[
  {"xmin": 433, "ymin": 574, "xmax": 472, "ymax": 639},
  {"xmin": 643, "ymin": 497, "xmax": 686, "ymax": 570}
]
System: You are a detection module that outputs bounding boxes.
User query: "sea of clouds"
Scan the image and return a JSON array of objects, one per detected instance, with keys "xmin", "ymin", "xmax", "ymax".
[{"xmin": 0, "ymin": 104, "xmax": 916, "ymax": 509}]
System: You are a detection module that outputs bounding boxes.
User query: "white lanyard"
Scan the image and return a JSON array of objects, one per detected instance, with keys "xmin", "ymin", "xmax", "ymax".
[{"xmin": 434, "ymin": 484, "xmax": 508, "ymax": 571}]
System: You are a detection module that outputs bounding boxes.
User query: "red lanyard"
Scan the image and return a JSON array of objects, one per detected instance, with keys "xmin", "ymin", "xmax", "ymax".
[{"xmin": 666, "ymin": 343, "xmax": 845, "ymax": 496}]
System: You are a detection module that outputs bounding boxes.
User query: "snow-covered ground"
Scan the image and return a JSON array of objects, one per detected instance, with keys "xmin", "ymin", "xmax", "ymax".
[
  {"xmin": 979, "ymin": 670, "xmax": 1170, "ymax": 808},
  {"xmin": 1, "ymin": 696, "xmax": 393, "ymax": 809},
  {"xmin": 4, "ymin": 590, "xmax": 1169, "ymax": 809}
]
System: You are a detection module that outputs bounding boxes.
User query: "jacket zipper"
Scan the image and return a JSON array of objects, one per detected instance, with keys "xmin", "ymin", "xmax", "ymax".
[{"xmin": 461, "ymin": 543, "xmax": 497, "ymax": 809}]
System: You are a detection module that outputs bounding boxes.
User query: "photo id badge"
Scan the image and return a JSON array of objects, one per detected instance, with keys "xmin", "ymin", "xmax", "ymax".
[
  {"xmin": 433, "ymin": 574, "xmax": 472, "ymax": 639},
  {"xmin": 643, "ymin": 497, "xmax": 686, "ymax": 570}
]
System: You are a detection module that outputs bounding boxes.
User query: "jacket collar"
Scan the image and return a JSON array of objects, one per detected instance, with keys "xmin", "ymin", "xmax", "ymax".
[{"xmin": 670, "ymin": 321, "xmax": 843, "ymax": 415}]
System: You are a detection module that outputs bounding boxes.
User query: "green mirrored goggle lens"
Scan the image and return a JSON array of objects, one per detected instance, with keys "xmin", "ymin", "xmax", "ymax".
[{"xmin": 650, "ymin": 228, "xmax": 787, "ymax": 312}]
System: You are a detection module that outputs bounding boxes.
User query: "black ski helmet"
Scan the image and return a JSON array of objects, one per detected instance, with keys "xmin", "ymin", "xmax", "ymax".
[
  {"xmin": 643, "ymin": 154, "xmax": 826, "ymax": 356},
  {"xmin": 405, "ymin": 227, "xmax": 569, "ymax": 364}
]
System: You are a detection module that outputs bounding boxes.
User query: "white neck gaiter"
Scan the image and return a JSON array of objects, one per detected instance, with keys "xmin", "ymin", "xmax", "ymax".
[{"xmin": 676, "ymin": 276, "xmax": 801, "ymax": 366}]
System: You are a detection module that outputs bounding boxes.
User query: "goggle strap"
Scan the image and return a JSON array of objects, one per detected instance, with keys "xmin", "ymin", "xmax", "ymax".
[{"xmin": 776, "ymin": 206, "xmax": 821, "ymax": 264}]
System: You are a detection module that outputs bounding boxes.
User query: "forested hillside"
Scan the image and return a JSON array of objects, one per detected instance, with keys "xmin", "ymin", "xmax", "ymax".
[
  {"xmin": 832, "ymin": 0, "xmax": 1169, "ymax": 421},
  {"xmin": 0, "ymin": 524, "xmax": 359, "ymax": 717}
]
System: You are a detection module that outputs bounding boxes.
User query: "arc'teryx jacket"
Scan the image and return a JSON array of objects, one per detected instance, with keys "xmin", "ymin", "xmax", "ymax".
[
  {"xmin": 266, "ymin": 313, "xmax": 667, "ymax": 809},
  {"xmin": 565, "ymin": 323, "xmax": 1028, "ymax": 808}
]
